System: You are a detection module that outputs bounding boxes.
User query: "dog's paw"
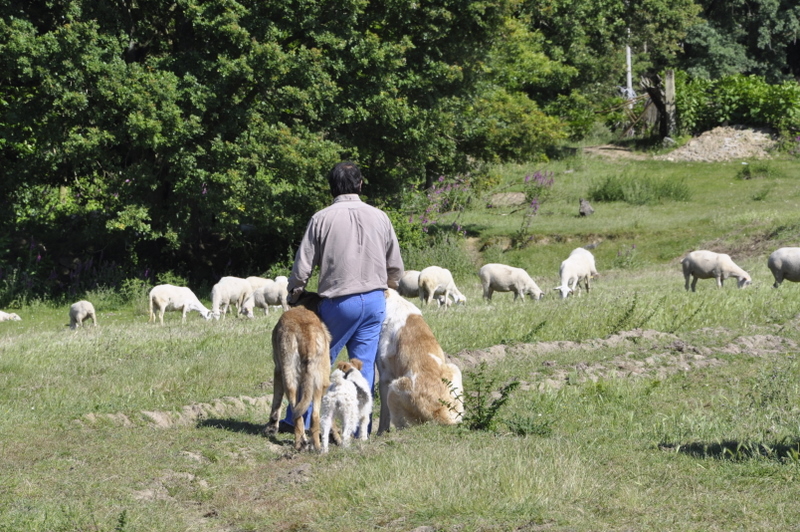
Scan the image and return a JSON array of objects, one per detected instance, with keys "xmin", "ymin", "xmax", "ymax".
[{"xmin": 263, "ymin": 422, "xmax": 278, "ymax": 437}]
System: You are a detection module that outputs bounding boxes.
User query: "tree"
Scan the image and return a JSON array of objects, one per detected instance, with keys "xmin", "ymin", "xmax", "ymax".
[
  {"xmin": 520, "ymin": 0, "xmax": 701, "ymax": 96},
  {"xmin": 0, "ymin": 0, "xmax": 513, "ymax": 293},
  {"xmin": 679, "ymin": 0, "xmax": 800, "ymax": 82}
]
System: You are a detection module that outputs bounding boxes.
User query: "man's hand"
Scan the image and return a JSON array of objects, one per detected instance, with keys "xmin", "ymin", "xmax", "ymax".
[{"xmin": 287, "ymin": 287, "xmax": 304, "ymax": 306}]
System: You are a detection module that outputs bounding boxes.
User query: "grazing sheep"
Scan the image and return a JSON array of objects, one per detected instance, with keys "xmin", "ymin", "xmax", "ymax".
[
  {"xmin": 553, "ymin": 247, "xmax": 598, "ymax": 299},
  {"xmin": 0, "ymin": 311, "xmax": 21, "ymax": 322},
  {"xmin": 149, "ymin": 284, "xmax": 212, "ymax": 325},
  {"xmin": 681, "ymin": 250, "xmax": 751, "ymax": 292},
  {"xmin": 265, "ymin": 292, "xmax": 330, "ymax": 452},
  {"xmin": 397, "ymin": 270, "xmax": 421, "ymax": 298},
  {"xmin": 479, "ymin": 263, "xmax": 544, "ymax": 301},
  {"xmin": 246, "ymin": 276, "xmax": 271, "ymax": 291},
  {"xmin": 767, "ymin": 247, "xmax": 800, "ymax": 288},
  {"xmin": 69, "ymin": 300, "xmax": 97, "ymax": 330},
  {"xmin": 243, "ymin": 277, "xmax": 289, "ymax": 316},
  {"xmin": 210, "ymin": 276, "xmax": 255, "ymax": 319},
  {"xmin": 418, "ymin": 266, "xmax": 466, "ymax": 307}
]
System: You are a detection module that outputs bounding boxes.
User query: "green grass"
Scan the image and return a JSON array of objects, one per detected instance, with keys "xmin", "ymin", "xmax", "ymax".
[{"xmin": 3, "ymin": 152, "xmax": 800, "ymax": 530}]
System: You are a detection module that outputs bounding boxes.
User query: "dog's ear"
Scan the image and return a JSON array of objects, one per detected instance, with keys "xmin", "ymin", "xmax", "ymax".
[
  {"xmin": 348, "ymin": 358, "xmax": 363, "ymax": 371},
  {"xmin": 336, "ymin": 361, "xmax": 350, "ymax": 372}
]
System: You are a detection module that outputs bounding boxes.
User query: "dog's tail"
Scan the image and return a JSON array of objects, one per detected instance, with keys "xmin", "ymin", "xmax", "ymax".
[{"xmin": 292, "ymin": 333, "xmax": 330, "ymax": 419}]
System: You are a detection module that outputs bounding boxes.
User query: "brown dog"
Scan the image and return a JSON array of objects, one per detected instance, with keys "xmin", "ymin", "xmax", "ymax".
[
  {"xmin": 377, "ymin": 289, "xmax": 463, "ymax": 434},
  {"xmin": 265, "ymin": 292, "xmax": 331, "ymax": 451}
]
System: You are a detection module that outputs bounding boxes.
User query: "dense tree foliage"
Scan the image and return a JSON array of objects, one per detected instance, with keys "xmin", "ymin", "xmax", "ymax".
[
  {"xmin": 0, "ymin": 0, "xmax": 513, "ymax": 292},
  {"xmin": 521, "ymin": 0, "xmax": 701, "ymax": 98},
  {"xmin": 679, "ymin": 0, "xmax": 800, "ymax": 81}
]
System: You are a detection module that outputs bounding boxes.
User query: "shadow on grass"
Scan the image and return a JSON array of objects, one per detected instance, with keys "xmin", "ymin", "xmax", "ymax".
[
  {"xmin": 197, "ymin": 417, "xmax": 265, "ymax": 436},
  {"xmin": 661, "ymin": 439, "xmax": 800, "ymax": 462},
  {"xmin": 197, "ymin": 417, "xmax": 297, "ymax": 448}
]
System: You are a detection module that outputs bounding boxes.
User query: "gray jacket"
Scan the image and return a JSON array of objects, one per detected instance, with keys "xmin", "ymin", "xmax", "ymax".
[{"xmin": 287, "ymin": 194, "xmax": 404, "ymax": 298}]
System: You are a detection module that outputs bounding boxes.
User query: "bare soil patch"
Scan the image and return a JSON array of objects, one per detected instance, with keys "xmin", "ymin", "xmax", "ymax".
[{"xmin": 583, "ymin": 145, "xmax": 650, "ymax": 161}]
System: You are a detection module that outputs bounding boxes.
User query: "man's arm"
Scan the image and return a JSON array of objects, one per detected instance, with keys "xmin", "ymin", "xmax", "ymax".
[
  {"xmin": 287, "ymin": 218, "xmax": 318, "ymax": 295},
  {"xmin": 384, "ymin": 223, "xmax": 404, "ymax": 290}
]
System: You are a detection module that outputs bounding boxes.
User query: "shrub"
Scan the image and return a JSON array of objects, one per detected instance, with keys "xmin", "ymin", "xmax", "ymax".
[
  {"xmin": 448, "ymin": 362, "xmax": 520, "ymax": 432},
  {"xmin": 513, "ymin": 170, "xmax": 555, "ymax": 249},
  {"xmin": 463, "ymin": 88, "xmax": 566, "ymax": 163},
  {"xmin": 156, "ymin": 271, "xmax": 188, "ymax": 287},
  {"xmin": 544, "ymin": 90, "xmax": 597, "ymax": 141},
  {"xmin": 401, "ymin": 174, "xmax": 474, "ymax": 237},
  {"xmin": 588, "ymin": 174, "xmax": 690, "ymax": 205},
  {"xmin": 675, "ymin": 71, "xmax": 800, "ymax": 135},
  {"xmin": 735, "ymin": 161, "xmax": 781, "ymax": 180}
]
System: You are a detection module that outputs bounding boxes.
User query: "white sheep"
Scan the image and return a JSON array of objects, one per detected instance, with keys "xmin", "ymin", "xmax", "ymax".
[
  {"xmin": 210, "ymin": 276, "xmax": 255, "ymax": 319},
  {"xmin": 246, "ymin": 276, "xmax": 271, "ymax": 291},
  {"xmin": 148, "ymin": 284, "xmax": 212, "ymax": 325},
  {"xmin": 479, "ymin": 263, "xmax": 544, "ymax": 301},
  {"xmin": 69, "ymin": 300, "xmax": 97, "ymax": 330},
  {"xmin": 681, "ymin": 250, "xmax": 751, "ymax": 292},
  {"xmin": 242, "ymin": 277, "xmax": 289, "ymax": 316},
  {"xmin": 767, "ymin": 247, "xmax": 800, "ymax": 288},
  {"xmin": 397, "ymin": 270, "xmax": 421, "ymax": 298},
  {"xmin": 553, "ymin": 247, "xmax": 598, "ymax": 299},
  {"xmin": 0, "ymin": 311, "xmax": 21, "ymax": 322},
  {"xmin": 418, "ymin": 266, "xmax": 466, "ymax": 307}
]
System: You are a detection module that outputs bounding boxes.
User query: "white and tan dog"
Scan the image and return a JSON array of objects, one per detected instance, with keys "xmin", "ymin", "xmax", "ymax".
[
  {"xmin": 376, "ymin": 289, "xmax": 463, "ymax": 434},
  {"xmin": 265, "ymin": 292, "xmax": 331, "ymax": 451},
  {"xmin": 320, "ymin": 359, "xmax": 372, "ymax": 453}
]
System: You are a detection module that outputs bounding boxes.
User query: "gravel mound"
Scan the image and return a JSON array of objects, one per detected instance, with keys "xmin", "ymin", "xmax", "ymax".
[{"xmin": 655, "ymin": 125, "xmax": 778, "ymax": 162}]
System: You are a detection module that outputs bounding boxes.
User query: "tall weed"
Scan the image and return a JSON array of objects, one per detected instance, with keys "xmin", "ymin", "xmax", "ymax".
[
  {"xmin": 588, "ymin": 173, "xmax": 690, "ymax": 205},
  {"xmin": 455, "ymin": 362, "xmax": 520, "ymax": 432}
]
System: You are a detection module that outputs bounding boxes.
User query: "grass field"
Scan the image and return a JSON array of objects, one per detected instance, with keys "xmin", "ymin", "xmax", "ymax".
[{"xmin": 2, "ymin": 151, "xmax": 800, "ymax": 531}]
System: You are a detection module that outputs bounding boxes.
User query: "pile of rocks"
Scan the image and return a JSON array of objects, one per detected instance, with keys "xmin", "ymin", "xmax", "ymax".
[{"xmin": 655, "ymin": 125, "xmax": 778, "ymax": 162}]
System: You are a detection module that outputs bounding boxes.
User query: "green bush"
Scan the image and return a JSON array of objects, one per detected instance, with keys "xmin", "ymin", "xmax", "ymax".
[
  {"xmin": 735, "ymin": 161, "xmax": 781, "ymax": 180},
  {"xmin": 675, "ymin": 71, "xmax": 800, "ymax": 135},
  {"xmin": 156, "ymin": 271, "xmax": 188, "ymax": 287},
  {"xmin": 544, "ymin": 90, "xmax": 597, "ymax": 141},
  {"xmin": 384, "ymin": 208, "xmax": 426, "ymax": 251},
  {"xmin": 463, "ymin": 88, "xmax": 566, "ymax": 163},
  {"xmin": 588, "ymin": 174, "xmax": 691, "ymax": 205}
]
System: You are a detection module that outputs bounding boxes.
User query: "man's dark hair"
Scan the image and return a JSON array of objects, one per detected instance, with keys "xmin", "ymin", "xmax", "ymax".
[{"xmin": 327, "ymin": 161, "xmax": 362, "ymax": 197}]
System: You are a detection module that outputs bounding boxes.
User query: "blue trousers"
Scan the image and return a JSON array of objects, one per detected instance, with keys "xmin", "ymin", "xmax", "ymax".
[{"xmin": 282, "ymin": 289, "xmax": 386, "ymax": 431}]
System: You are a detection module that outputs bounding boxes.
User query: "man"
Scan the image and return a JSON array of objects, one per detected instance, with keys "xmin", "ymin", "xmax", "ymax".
[{"xmin": 280, "ymin": 161, "xmax": 404, "ymax": 433}]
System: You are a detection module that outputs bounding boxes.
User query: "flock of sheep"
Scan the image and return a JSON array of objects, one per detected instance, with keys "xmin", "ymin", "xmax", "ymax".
[
  {"xmin": 147, "ymin": 275, "xmax": 290, "ymax": 325},
  {"xmin": 392, "ymin": 245, "xmax": 800, "ymax": 307},
  {"xmin": 2, "ymin": 246, "xmax": 800, "ymax": 327}
]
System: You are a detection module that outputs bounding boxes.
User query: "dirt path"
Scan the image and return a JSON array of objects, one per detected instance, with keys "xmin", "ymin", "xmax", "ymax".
[{"xmin": 583, "ymin": 145, "xmax": 650, "ymax": 160}]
